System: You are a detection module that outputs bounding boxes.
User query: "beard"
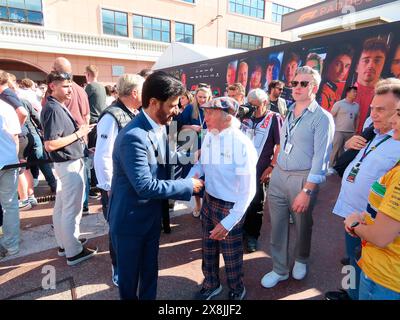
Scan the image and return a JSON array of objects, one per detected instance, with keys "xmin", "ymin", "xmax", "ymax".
[{"xmin": 155, "ymin": 106, "xmax": 173, "ymax": 125}]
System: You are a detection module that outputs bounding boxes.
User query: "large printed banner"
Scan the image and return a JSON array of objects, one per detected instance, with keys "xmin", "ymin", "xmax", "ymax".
[
  {"xmin": 281, "ymin": 0, "xmax": 398, "ymax": 32},
  {"xmin": 161, "ymin": 21, "xmax": 400, "ymax": 133}
]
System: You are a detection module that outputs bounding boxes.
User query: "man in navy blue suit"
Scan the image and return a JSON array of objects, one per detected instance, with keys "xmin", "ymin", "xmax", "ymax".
[{"xmin": 108, "ymin": 71, "xmax": 204, "ymax": 300}]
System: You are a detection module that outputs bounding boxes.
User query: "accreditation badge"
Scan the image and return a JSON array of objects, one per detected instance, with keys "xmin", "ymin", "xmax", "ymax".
[
  {"xmin": 284, "ymin": 142, "xmax": 293, "ymax": 155},
  {"xmin": 346, "ymin": 162, "xmax": 360, "ymax": 183}
]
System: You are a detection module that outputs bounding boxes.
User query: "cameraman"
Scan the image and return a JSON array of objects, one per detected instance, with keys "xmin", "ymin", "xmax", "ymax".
[{"xmin": 241, "ymin": 89, "xmax": 281, "ymax": 252}]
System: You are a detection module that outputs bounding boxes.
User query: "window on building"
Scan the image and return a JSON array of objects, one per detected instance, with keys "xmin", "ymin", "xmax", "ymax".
[
  {"xmin": 0, "ymin": 0, "xmax": 43, "ymax": 25},
  {"xmin": 270, "ymin": 38, "xmax": 288, "ymax": 47},
  {"xmin": 133, "ymin": 14, "xmax": 170, "ymax": 43},
  {"xmin": 228, "ymin": 31, "xmax": 262, "ymax": 50},
  {"xmin": 272, "ymin": 3, "xmax": 294, "ymax": 23},
  {"xmin": 229, "ymin": 0, "xmax": 265, "ymax": 19},
  {"xmin": 102, "ymin": 9, "xmax": 128, "ymax": 37},
  {"xmin": 175, "ymin": 22, "xmax": 193, "ymax": 44}
]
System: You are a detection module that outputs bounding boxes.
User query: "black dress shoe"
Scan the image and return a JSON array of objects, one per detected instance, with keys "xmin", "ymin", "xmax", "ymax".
[
  {"xmin": 325, "ymin": 289, "xmax": 351, "ymax": 300},
  {"xmin": 163, "ymin": 226, "xmax": 171, "ymax": 234}
]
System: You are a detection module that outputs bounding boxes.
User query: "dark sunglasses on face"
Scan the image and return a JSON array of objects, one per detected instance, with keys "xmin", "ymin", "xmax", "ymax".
[
  {"xmin": 291, "ymin": 80, "xmax": 310, "ymax": 88},
  {"xmin": 275, "ymin": 87, "xmax": 283, "ymax": 91}
]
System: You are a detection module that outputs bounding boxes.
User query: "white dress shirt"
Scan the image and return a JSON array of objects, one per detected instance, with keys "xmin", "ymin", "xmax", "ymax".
[
  {"xmin": 94, "ymin": 113, "xmax": 119, "ymax": 191},
  {"xmin": 143, "ymin": 110, "xmax": 167, "ymax": 162},
  {"xmin": 188, "ymin": 119, "xmax": 258, "ymax": 231}
]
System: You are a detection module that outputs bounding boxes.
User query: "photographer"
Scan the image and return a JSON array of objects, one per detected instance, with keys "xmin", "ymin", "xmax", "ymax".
[{"xmin": 240, "ymin": 89, "xmax": 281, "ymax": 252}]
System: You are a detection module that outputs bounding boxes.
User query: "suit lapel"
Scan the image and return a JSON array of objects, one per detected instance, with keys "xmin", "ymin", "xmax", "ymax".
[{"xmin": 137, "ymin": 110, "xmax": 167, "ymax": 170}]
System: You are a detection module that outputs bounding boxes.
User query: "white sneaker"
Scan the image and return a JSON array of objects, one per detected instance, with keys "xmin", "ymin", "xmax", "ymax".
[
  {"xmin": 292, "ymin": 261, "xmax": 307, "ymax": 280},
  {"xmin": 192, "ymin": 209, "xmax": 201, "ymax": 218},
  {"xmin": 19, "ymin": 199, "xmax": 32, "ymax": 211},
  {"xmin": 261, "ymin": 271, "xmax": 289, "ymax": 288},
  {"xmin": 28, "ymin": 195, "xmax": 38, "ymax": 206}
]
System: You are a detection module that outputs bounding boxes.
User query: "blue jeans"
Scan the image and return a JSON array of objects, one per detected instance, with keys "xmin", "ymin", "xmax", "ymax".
[
  {"xmin": 359, "ymin": 271, "xmax": 400, "ymax": 300},
  {"xmin": 345, "ymin": 231, "xmax": 362, "ymax": 300},
  {"xmin": 0, "ymin": 169, "xmax": 20, "ymax": 252}
]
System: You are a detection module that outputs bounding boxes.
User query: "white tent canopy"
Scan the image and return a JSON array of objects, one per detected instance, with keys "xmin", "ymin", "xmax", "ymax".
[{"xmin": 153, "ymin": 42, "xmax": 244, "ymax": 70}]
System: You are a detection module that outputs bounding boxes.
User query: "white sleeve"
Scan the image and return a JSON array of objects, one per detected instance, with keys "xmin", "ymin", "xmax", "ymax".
[
  {"xmin": 220, "ymin": 139, "xmax": 258, "ymax": 231},
  {"xmin": 4, "ymin": 104, "xmax": 21, "ymax": 135},
  {"xmin": 94, "ymin": 114, "xmax": 119, "ymax": 191},
  {"xmin": 187, "ymin": 133, "xmax": 209, "ymax": 178}
]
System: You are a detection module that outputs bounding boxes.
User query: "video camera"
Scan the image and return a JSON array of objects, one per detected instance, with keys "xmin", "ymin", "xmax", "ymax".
[{"xmin": 237, "ymin": 102, "xmax": 256, "ymax": 120}]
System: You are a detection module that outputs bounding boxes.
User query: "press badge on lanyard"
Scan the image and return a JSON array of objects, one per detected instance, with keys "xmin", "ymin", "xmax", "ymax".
[
  {"xmin": 284, "ymin": 111, "xmax": 305, "ymax": 155},
  {"xmin": 284, "ymin": 142, "xmax": 293, "ymax": 155},
  {"xmin": 346, "ymin": 135, "xmax": 391, "ymax": 183}
]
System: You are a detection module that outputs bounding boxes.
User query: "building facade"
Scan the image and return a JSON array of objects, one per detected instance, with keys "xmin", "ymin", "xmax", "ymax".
[{"xmin": 0, "ymin": 0, "xmax": 319, "ymax": 83}]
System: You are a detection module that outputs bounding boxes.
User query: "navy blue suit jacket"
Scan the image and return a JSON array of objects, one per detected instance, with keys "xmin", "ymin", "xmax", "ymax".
[{"xmin": 108, "ymin": 110, "xmax": 193, "ymax": 237}]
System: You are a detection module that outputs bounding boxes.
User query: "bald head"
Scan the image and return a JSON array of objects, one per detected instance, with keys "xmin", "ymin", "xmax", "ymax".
[{"xmin": 53, "ymin": 57, "xmax": 72, "ymax": 73}]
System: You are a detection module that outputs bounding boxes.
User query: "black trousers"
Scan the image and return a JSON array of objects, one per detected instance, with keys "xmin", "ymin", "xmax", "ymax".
[
  {"xmin": 243, "ymin": 181, "xmax": 265, "ymax": 239},
  {"xmin": 161, "ymin": 200, "xmax": 171, "ymax": 233},
  {"xmin": 101, "ymin": 189, "xmax": 117, "ymax": 268},
  {"xmin": 88, "ymin": 127, "xmax": 98, "ymax": 189}
]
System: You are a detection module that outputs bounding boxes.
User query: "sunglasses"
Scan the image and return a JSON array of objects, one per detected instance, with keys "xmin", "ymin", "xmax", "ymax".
[
  {"xmin": 51, "ymin": 72, "xmax": 72, "ymax": 81},
  {"xmin": 275, "ymin": 87, "xmax": 283, "ymax": 91},
  {"xmin": 291, "ymin": 80, "xmax": 311, "ymax": 88}
]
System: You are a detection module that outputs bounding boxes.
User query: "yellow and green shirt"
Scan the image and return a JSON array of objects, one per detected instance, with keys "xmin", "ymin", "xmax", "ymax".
[{"xmin": 358, "ymin": 163, "xmax": 400, "ymax": 293}]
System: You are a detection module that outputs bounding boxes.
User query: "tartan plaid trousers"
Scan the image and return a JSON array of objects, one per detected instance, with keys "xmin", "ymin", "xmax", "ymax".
[{"xmin": 201, "ymin": 192, "xmax": 245, "ymax": 294}]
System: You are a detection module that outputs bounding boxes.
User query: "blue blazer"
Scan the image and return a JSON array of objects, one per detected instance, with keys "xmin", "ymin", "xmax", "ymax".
[{"xmin": 108, "ymin": 110, "xmax": 193, "ymax": 236}]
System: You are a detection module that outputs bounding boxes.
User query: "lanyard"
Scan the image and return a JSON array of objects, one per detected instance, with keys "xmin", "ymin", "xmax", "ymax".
[
  {"xmin": 251, "ymin": 112, "xmax": 268, "ymax": 131},
  {"xmin": 357, "ymin": 135, "xmax": 391, "ymax": 165},
  {"xmin": 284, "ymin": 109, "xmax": 307, "ymax": 148},
  {"xmin": 198, "ymin": 108, "xmax": 205, "ymax": 129}
]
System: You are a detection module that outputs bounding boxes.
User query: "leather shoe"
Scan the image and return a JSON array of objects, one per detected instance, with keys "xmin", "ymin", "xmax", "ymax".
[{"xmin": 325, "ymin": 289, "xmax": 351, "ymax": 300}]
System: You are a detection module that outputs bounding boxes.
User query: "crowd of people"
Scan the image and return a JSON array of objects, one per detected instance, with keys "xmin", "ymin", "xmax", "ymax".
[{"xmin": 0, "ymin": 56, "xmax": 399, "ymax": 301}]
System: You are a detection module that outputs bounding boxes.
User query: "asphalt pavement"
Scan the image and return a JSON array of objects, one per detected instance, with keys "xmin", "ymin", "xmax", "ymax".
[{"xmin": 0, "ymin": 175, "xmax": 345, "ymax": 300}]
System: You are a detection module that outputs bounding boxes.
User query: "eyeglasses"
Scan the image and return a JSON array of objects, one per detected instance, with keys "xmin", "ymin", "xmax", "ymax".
[
  {"xmin": 275, "ymin": 87, "xmax": 283, "ymax": 91},
  {"xmin": 290, "ymin": 81, "xmax": 310, "ymax": 88}
]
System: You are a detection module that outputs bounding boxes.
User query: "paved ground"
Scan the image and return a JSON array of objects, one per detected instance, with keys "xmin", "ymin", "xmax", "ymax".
[{"xmin": 0, "ymin": 175, "xmax": 345, "ymax": 300}]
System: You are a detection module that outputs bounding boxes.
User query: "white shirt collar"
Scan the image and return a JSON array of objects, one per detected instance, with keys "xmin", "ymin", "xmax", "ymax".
[{"xmin": 143, "ymin": 109, "xmax": 164, "ymax": 132}]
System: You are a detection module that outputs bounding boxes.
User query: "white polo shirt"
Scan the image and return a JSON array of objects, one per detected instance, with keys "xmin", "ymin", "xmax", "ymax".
[{"xmin": 0, "ymin": 100, "xmax": 21, "ymax": 170}]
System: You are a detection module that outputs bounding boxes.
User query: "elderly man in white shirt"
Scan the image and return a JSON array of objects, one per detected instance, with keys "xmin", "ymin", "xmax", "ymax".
[
  {"xmin": 188, "ymin": 97, "xmax": 257, "ymax": 301},
  {"xmin": 93, "ymin": 73, "xmax": 144, "ymax": 286}
]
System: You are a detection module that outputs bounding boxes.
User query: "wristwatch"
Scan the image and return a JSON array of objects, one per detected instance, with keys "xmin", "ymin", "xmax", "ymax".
[
  {"xmin": 350, "ymin": 221, "xmax": 360, "ymax": 230},
  {"xmin": 302, "ymin": 188, "xmax": 313, "ymax": 196}
]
